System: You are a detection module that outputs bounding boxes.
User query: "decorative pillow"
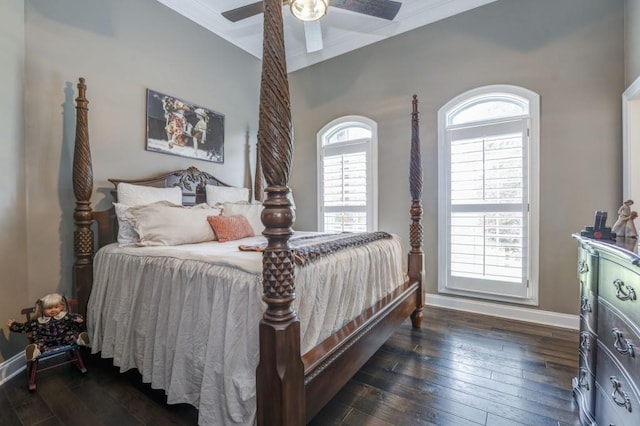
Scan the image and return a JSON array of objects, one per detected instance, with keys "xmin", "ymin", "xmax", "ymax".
[
  {"xmin": 114, "ymin": 183, "xmax": 183, "ymax": 246},
  {"xmin": 206, "ymin": 185, "xmax": 250, "ymax": 206},
  {"xmin": 125, "ymin": 201, "xmax": 221, "ymax": 246},
  {"xmin": 222, "ymin": 202, "xmax": 265, "ymax": 235},
  {"xmin": 117, "ymin": 182, "xmax": 183, "ymax": 206},
  {"xmin": 207, "ymin": 215, "xmax": 254, "ymax": 242}
]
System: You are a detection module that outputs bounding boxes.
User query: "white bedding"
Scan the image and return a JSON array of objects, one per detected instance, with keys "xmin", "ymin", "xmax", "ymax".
[{"xmin": 87, "ymin": 232, "xmax": 405, "ymax": 425}]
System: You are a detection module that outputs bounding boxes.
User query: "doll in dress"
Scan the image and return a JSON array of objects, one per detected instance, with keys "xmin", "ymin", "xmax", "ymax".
[{"xmin": 7, "ymin": 293, "xmax": 90, "ymax": 361}]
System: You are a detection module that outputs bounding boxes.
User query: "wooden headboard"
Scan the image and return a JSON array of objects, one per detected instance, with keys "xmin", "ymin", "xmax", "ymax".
[
  {"xmin": 91, "ymin": 167, "xmax": 232, "ymax": 249},
  {"xmin": 109, "ymin": 166, "xmax": 231, "ymax": 205}
]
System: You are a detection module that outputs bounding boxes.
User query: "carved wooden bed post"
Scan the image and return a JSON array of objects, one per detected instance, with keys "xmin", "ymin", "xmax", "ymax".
[
  {"xmin": 254, "ymin": 140, "xmax": 265, "ymax": 202},
  {"xmin": 409, "ymin": 95, "xmax": 424, "ymax": 328},
  {"xmin": 255, "ymin": 0, "xmax": 305, "ymax": 425},
  {"xmin": 72, "ymin": 77, "xmax": 94, "ymax": 318}
]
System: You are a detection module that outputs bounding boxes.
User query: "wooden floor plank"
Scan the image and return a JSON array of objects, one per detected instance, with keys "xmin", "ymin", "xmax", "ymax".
[
  {"xmin": 368, "ymin": 348, "xmax": 574, "ymax": 412},
  {"xmin": 36, "ymin": 374, "xmax": 103, "ymax": 426},
  {"xmin": 0, "ymin": 386, "xmax": 31, "ymax": 426},
  {"xmin": 358, "ymin": 354, "xmax": 575, "ymax": 426},
  {"xmin": 2, "ymin": 372, "xmax": 60, "ymax": 426},
  {"xmin": 336, "ymin": 380, "xmax": 478, "ymax": 426},
  {"xmin": 352, "ymin": 368, "xmax": 487, "ymax": 424}
]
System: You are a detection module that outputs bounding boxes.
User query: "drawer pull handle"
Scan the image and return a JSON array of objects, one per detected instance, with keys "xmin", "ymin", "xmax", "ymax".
[
  {"xmin": 580, "ymin": 296, "xmax": 592, "ymax": 313},
  {"xmin": 613, "ymin": 279, "xmax": 637, "ymax": 302},
  {"xmin": 578, "ymin": 368, "xmax": 589, "ymax": 390},
  {"xmin": 612, "ymin": 328, "xmax": 635, "ymax": 357},
  {"xmin": 580, "ymin": 332, "xmax": 591, "ymax": 352},
  {"xmin": 578, "ymin": 259, "xmax": 589, "ymax": 274},
  {"xmin": 610, "ymin": 376, "xmax": 632, "ymax": 412}
]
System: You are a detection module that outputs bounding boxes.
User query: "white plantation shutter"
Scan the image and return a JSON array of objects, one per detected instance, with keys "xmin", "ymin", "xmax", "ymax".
[
  {"xmin": 438, "ymin": 86, "xmax": 540, "ymax": 304},
  {"xmin": 448, "ymin": 121, "xmax": 528, "ymax": 296},
  {"xmin": 318, "ymin": 117, "xmax": 377, "ymax": 232},
  {"xmin": 323, "ymin": 150, "xmax": 368, "ymax": 232},
  {"xmin": 323, "ymin": 151, "xmax": 367, "ymax": 208}
]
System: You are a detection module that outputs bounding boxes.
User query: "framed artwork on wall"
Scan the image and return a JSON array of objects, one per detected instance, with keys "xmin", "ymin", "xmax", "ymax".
[{"xmin": 145, "ymin": 89, "xmax": 224, "ymax": 163}]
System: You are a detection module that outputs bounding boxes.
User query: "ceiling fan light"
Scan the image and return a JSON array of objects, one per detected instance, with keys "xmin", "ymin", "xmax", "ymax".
[{"xmin": 290, "ymin": 0, "xmax": 328, "ymax": 22}]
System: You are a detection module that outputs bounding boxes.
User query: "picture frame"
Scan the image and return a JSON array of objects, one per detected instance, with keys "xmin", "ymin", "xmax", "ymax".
[{"xmin": 145, "ymin": 89, "xmax": 224, "ymax": 163}]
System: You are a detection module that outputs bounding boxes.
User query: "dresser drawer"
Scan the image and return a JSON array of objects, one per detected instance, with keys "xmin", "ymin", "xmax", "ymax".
[
  {"xmin": 574, "ymin": 350, "xmax": 596, "ymax": 416},
  {"xmin": 598, "ymin": 256, "xmax": 640, "ymax": 323},
  {"xmin": 595, "ymin": 344, "xmax": 640, "ymax": 425},
  {"xmin": 580, "ymin": 283, "xmax": 598, "ymax": 334},
  {"xmin": 578, "ymin": 246, "xmax": 598, "ymax": 293},
  {"xmin": 597, "ymin": 299, "xmax": 640, "ymax": 385},
  {"xmin": 595, "ymin": 382, "xmax": 631, "ymax": 426},
  {"xmin": 579, "ymin": 325, "xmax": 597, "ymax": 373}
]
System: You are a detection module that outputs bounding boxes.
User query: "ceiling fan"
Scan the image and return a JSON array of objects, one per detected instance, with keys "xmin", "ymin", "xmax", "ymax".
[{"xmin": 221, "ymin": 0, "xmax": 402, "ymax": 54}]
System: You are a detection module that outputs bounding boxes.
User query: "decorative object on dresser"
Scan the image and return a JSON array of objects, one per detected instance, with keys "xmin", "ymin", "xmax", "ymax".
[
  {"xmin": 581, "ymin": 210, "xmax": 616, "ymax": 240},
  {"xmin": 573, "ymin": 234, "xmax": 640, "ymax": 425},
  {"xmin": 611, "ymin": 200, "xmax": 638, "ymax": 239}
]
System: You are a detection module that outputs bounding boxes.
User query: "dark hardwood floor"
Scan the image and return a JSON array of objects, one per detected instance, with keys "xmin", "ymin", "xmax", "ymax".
[{"xmin": 0, "ymin": 307, "xmax": 580, "ymax": 425}]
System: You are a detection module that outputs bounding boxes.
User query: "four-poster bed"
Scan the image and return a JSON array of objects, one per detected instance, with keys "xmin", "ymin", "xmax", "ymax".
[{"xmin": 71, "ymin": 1, "xmax": 424, "ymax": 424}]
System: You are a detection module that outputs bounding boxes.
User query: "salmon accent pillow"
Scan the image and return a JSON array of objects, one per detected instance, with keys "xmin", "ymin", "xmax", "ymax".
[{"xmin": 207, "ymin": 215, "xmax": 255, "ymax": 242}]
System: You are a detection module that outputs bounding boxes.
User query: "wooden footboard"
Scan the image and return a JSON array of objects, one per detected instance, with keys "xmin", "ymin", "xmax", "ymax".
[
  {"xmin": 303, "ymin": 280, "xmax": 420, "ymax": 421},
  {"xmin": 71, "ymin": 1, "xmax": 423, "ymax": 423}
]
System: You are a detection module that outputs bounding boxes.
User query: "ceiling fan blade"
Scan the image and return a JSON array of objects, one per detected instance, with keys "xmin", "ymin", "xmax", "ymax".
[
  {"xmin": 303, "ymin": 20, "xmax": 323, "ymax": 53},
  {"xmin": 221, "ymin": 1, "xmax": 265, "ymax": 22},
  {"xmin": 330, "ymin": 0, "xmax": 402, "ymax": 20}
]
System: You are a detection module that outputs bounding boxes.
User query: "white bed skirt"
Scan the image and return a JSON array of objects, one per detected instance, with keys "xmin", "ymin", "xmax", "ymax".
[{"xmin": 87, "ymin": 233, "xmax": 405, "ymax": 425}]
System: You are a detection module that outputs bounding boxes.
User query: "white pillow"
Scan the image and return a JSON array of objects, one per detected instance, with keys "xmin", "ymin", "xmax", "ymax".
[
  {"xmin": 126, "ymin": 201, "xmax": 221, "ymax": 246},
  {"xmin": 117, "ymin": 182, "xmax": 182, "ymax": 206},
  {"xmin": 114, "ymin": 183, "xmax": 183, "ymax": 246},
  {"xmin": 222, "ymin": 202, "xmax": 265, "ymax": 235},
  {"xmin": 206, "ymin": 185, "xmax": 249, "ymax": 206}
]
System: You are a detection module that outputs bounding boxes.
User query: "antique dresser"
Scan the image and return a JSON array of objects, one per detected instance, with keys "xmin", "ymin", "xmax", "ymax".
[{"xmin": 573, "ymin": 235, "xmax": 640, "ymax": 425}]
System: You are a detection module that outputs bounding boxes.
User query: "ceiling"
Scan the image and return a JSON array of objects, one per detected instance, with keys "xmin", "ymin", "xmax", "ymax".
[{"xmin": 156, "ymin": 0, "xmax": 498, "ymax": 72}]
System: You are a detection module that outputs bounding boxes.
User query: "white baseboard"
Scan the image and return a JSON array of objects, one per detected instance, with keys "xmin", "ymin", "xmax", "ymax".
[
  {"xmin": 0, "ymin": 351, "xmax": 25, "ymax": 386},
  {"xmin": 426, "ymin": 294, "xmax": 579, "ymax": 330}
]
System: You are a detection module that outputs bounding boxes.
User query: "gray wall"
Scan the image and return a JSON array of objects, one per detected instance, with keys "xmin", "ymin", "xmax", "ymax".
[
  {"xmin": 289, "ymin": 0, "xmax": 625, "ymax": 315},
  {"xmin": 626, "ymin": 0, "xmax": 640, "ymax": 85},
  {"xmin": 0, "ymin": 0, "xmax": 261, "ymax": 360},
  {"xmin": 0, "ymin": 0, "xmax": 28, "ymax": 362}
]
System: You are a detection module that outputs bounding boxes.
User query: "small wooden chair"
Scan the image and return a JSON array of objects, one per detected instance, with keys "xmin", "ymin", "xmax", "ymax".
[{"xmin": 20, "ymin": 299, "xmax": 88, "ymax": 391}]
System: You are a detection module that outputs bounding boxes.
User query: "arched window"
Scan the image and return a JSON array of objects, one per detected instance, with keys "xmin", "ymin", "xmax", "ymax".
[
  {"xmin": 317, "ymin": 116, "xmax": 378, "ymax": 232},
  {"xmin": 438, "ymin": 85, "xmax": 540, "ymax": 304}
]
